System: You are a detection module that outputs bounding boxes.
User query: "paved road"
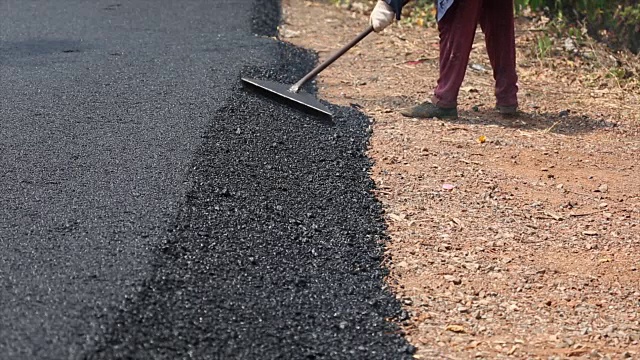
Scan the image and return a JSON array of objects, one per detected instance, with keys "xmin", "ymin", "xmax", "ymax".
[{"xmin": 1, "ymin": 1, "xmax": 411, "ymax": 359}]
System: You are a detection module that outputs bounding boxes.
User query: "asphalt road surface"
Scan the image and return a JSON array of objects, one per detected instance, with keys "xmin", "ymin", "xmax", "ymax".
[{"xmin": 1, "ymin": 1, "xmax": 412, "ymax": 359}]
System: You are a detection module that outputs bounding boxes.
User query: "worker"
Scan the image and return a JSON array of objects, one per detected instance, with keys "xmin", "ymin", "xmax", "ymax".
[{"xmin": 369, "ymin": 0, "xmax": 519, "ymax": 119}]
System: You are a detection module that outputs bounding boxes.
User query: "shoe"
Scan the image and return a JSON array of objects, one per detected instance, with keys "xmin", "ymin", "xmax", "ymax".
[
  {"xmin": 496, "ymin": 105, "xmax": 518, "ymax": 116},
  {"xmin": 400, "ymin": 101, "xmax": 458, "ymax": 119}
]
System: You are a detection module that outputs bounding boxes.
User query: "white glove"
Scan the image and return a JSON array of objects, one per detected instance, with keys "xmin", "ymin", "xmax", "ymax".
[{"xmin": 370, "ymin": 0, "xmax": 395, "ymax": 33}]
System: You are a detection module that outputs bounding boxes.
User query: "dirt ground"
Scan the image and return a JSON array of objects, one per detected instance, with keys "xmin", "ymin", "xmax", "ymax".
[{"xmin": 279, "ymin": 1, "xmax": 640, "ymax": 358}]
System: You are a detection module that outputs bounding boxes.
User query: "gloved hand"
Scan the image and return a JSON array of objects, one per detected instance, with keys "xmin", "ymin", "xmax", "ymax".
[{"xmin": 370, "ymin": 0, "xmax": 395, "ymax": 32}]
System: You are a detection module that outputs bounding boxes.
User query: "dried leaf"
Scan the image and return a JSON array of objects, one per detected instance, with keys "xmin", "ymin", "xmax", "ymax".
[
  {"xmin": 477, "ymin": 135, "xmax": 487, "ymax": 144},
  {"xmin": 404, "ymin": 58, "xmax": 429, "ymax": 66},
  {"xmin": 446, "ymin": 324, "xmax": 466, "ymax": 333},
  {"xmin": 568, "ymin": 349, "xmax": 589, "ymax": 357},
  {"xmin": 389, "ymin": 213, "xmax": 405, "ymax": 222}
]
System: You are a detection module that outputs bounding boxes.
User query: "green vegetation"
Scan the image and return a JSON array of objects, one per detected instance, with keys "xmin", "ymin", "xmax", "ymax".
[
  {"xmin": 535, "ymin": 33, "xmax": 553, "ymax": 59},
  {"xmin": 330, "ymin": 0, "xmax": 639, "ymax": 53},
  {"xmin": 518, "ymin": 0, "xmax": 640, "ymax": 53}
]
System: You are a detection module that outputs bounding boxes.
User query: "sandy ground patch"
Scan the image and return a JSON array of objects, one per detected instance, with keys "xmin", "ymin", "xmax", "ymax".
[{"xmin": 280, "ymin": 1, "xmax": 640, "ymax": 358}]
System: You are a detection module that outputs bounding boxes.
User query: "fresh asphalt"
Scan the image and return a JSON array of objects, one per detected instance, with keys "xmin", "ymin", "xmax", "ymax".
[{"xmin": 1, "ymin": 1, "xmax": 412, "ymax": 359}]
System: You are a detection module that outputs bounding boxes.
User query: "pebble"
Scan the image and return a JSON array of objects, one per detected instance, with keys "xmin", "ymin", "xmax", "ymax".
[
  {"xmin": 464, "ymin": 263, "xmax": 481, "ymax": 271},
  {"xmin": 444, "ymin": 275, "xmax": 462, "ymax": 285},
  {"xmin": 403, "ymin": 298, "xmax": 413, "ymax": 306},
  {"xmin": 438, "ymin": 243, "xmax": 452, "ymax": 251},
  {"xmin": 603, "ymin": 324, "xmax": 617, "ymax": 335}
]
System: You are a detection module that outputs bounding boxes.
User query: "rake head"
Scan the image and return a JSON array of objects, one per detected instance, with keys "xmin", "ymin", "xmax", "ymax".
[{"xmin": 242, "ymin": 78, "xmax": 332, "ymax": 119}]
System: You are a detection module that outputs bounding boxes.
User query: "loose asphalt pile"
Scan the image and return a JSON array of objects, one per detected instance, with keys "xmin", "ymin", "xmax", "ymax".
[
  {"xmin": 86, "ymin": 6, "xmax": 413, "ymax": 360},
  {"xmin": 1, "ymin": 0, "xmax": 412, "ymax": 358}
]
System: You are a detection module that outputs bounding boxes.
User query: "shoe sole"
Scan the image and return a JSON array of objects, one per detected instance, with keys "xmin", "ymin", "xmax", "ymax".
[{"xmin": 496, "ymin": 106, "xmax": 518, "ymax": 116}]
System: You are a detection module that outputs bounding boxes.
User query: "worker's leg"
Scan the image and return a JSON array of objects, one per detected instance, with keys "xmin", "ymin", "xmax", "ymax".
[
  {"xmin": 432, "ymin": 0, "xmax": 484, "ymax": 108},
  {"xmin": 479, "ymin": 0, "xmax": 519, "ymax": 109}
]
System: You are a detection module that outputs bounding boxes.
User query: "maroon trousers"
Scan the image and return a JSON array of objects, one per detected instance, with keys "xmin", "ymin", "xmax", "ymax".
[{"xmin": 432, "ymin": 0, "xmax": 519, "ymax": 108}]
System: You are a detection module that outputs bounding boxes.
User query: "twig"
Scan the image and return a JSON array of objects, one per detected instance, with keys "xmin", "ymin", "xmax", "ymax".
[
  {"xmin": 541, "ymin": 120, "xmax": 562, "ymax": 134},
  {"xmin": 566, "ymin": 189, "xmax": 593, "ymax": 198},
  {"xmin": 569, "ymin": 210, "xmax": 602, "ymax": 217},
  {"xmin": 544, "ymin": 211, "xmax": 564, "ymax": 221}
]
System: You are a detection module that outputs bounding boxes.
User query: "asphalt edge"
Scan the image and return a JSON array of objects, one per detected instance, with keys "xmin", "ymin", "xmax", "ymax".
[
  {"xmin": 247, "ymin": 0, "xmax": 414, "ymax": 354},
  {"xmin": 80, "ymin": 0, "xmax": 414, "ymax": 358}
]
